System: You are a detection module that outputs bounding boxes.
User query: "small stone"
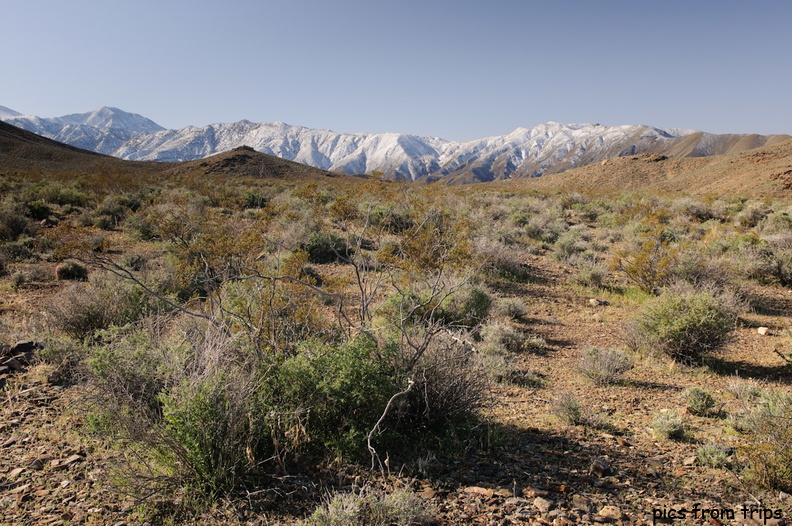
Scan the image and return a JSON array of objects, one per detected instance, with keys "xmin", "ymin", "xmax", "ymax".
[
  {"xmin": 596, "ymin": 505, "xmax": 622, "ymax": 522},
  {"xmin": 534, "ymin": 496, "xmax": 554, "ymax": 514},
  {"xmin": 779, "ymin": 491, "xmax": 792, "ymax": 502},
  {"xmin": 683, "ymin": 456, "xmax": 697, "ymax": 466},
  {"xmin": 8, "ymin": 467, "xmax": 24, "ymax": 479},
  {"xmin": 464, "ymin": 486, "xmax": 494, "ymax": 498},
  {"xmin": 419, "ymin": 487, "xmax": 436, "ymax": 499},
  {"xmin": 758, "ymin": 327, "xmax": 770, "ymax": 335},
  {"xmin": 589, "ymin": 298, "xmax": 609, "ymax": 307},
  {"xmin": 589, "ymin": 457, "xmax": 612, "ymax": 477},
  {"xmin": 494, "ymin": 488, "xmax": 513, "ymax": 498},
  {"xmin": 28, "ymin": 458, "xmax": 45, "ymax": 470},
  {"xmin": 10, "ymin": 483, "xmax": 31, "ymax": 494},
  {"xmin": 571, "ymin": 494, "xmax": 591, "ymax": 513}
]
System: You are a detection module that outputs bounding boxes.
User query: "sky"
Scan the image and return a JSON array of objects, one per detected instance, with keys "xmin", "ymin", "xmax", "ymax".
[{"xmin": 1, "ymin": 0, "xmax": 790, "ymax": 141}]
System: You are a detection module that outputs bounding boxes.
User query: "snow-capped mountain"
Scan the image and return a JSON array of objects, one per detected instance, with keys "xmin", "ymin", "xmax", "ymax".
[{"xmin": 1, "ymin": 106, "xmax": 787, "ymax": 182}]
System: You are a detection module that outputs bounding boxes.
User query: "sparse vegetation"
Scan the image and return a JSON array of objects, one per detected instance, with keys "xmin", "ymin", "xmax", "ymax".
[
  {"xmin": 651, "ymin": 411, "xmax": 686, "ymax": 441},
  {"xmin": 3, "ymin": 139, "xmax": 792, "ymax": 524},
  {"xmin": 578, "ymin": 347, "xmax": 632, "ymax": 386},
  {"xmin": 683, "ymin": 387, "xmax": 716, "ymax": 416}
]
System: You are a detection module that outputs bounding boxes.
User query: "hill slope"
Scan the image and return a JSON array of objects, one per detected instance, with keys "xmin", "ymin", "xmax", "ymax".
[{"xmin": 516, "ymin": 139, "xmax": 792, "ymax": 196}]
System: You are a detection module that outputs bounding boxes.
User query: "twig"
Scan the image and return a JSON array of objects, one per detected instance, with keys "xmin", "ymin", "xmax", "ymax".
[{"xmin": 367, "ymin": 378, "xmax": 414, "ymax": 474}]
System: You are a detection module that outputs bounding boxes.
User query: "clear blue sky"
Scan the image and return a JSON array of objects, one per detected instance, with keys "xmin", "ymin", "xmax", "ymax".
[{"xmin": 2, "ymin": 0, "xmax": 790, "ymax": 141}]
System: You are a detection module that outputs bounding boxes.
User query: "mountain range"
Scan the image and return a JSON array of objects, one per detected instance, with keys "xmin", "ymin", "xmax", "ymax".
[{"xmin": 1, "ymin": 105, "xmax": 789, "ymax": 182}]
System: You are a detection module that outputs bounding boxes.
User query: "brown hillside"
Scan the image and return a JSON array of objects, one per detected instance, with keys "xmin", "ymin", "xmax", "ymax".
[
  {"xmin": 516, "ymin": 139, "xmax": 792, "ymax": 197},
  {"xmin": 163, "ymin": 145, "xmax": 343, "ymax": 180},
  {"xmin": 0, "ymin": 120, "xmax": 169, "ymax": 176},
  {"xmin": 0, "ymin": 122, "xmax": 345, "ymax": 181}
]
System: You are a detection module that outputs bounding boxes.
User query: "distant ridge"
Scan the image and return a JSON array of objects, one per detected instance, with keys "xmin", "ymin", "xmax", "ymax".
[
  {"xmin": 2, "ymin": 106, "xmax": 790, "ymax": 182},
  {"xmin": 0, "ymin": 120, "xmax": 340, "ymax": 181}
]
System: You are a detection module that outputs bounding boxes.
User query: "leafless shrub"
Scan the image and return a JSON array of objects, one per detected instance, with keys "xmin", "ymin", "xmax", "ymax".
[{"xmin": 578, "ymin": 347, "xmax": 633, "ymax": 386}]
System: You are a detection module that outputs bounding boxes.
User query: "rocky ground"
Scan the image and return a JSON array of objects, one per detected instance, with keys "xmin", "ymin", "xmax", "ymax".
[{"xmin": 2, "ymin": 256, "xmax": 792, "ymax": 525}]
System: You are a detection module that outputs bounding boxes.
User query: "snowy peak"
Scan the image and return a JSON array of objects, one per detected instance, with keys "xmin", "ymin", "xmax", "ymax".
[
  {"xmin": 0, "ymin": 105, "xmax": 21, "ymax": 119},
  {"xmin": 1, "ymin": 106, "xmax": 788, "ymax": 182},
  {"xmin": 55, "ymin": 106, "xmax": 165, "ymax": 134}
]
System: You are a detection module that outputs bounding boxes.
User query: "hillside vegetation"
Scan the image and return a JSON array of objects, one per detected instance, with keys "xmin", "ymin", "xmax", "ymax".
[{"xmin": 2, "ymin": 130, "xmax": 792, "ymax": 524}]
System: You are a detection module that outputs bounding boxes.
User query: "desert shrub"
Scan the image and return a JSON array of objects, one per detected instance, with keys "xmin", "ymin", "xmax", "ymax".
[
  {"xmin": 696, "ymin": 442, "xmax": 732, "ymax": 468},
  {"xmin": 740, "ymin": 390, "xmax": 792, "ymax": 492},
  {"xmin": 523, "ymin": 208, "xmax": 568, "ymax": 243},
  {"xmin": 122, "ymin": 253, "xmax": 147, "ymax": 271},
  {"xmin": 24, "ymin": 200, "xmax": 52, "ymax": 220},
  {"xmin": 306, "ymin": 487, "xmax": 433, "ymax": 526},
  {"xmin": 436, "ymin": 285, "xmax": 492, "ymax": 329},
  {"xmin": 651, "ymin": 412, "xmax": 686, "ymax": 440},
  {"xmin": 683, "ymin": 387, "xmax": 716, "ymax": 416},
  {"xmin": 473, "ymin": 236, "xmax": 530, "ymax": 281},
  {"xmin": 0, "ymin": 200, "xmax": 32, "ymax": 241},
  {"xmin": 158, "ymin": 365, "xmax": 263, "ymax": 496},
  {"xmin": 734, "ymin": 202, "xmax": 769, "ymax": 228},
  {"xmin": 393, "ymin": 332, "xmax": 489, "ymax": 437},
  {"xmin": 491, "ymin": 297, "xmax": 529, "ymax": 321},
  {"xmin": 0, "ymin": 236, "xmax": 36, "ymax": 261},
  {"xmin": 480, "ymin": 321, "xmax": 524, "ymax": 353},
  {"xmin": 612, "ymin": 231, "xmax": 678, "ymax": 293},
  {"xmin": 578, "ymin": 347, "xmax": 632, "ymax": 386},
  {"xmin": 572, "ymin": 259, "xmax": 610, "ymax": 290},
  {"xmin": 628, "ymin": 289, "xmax": 737, "ymax": 364},
  {"xmin": 270, "ymin": 336, "xmax": 397, "ymax": 459},
  {"xmin": 55, "ymin": 260, "xmax": 89, "ymax": 281},
  {"xmin": 369, "ymin": 204, "xmax": 414, "ymax": 234},
  {"xmin": 725, "ymin": 376, "xmax": 761, "ymax": 401},
  {"xmin": 303, "ymin": 230, "xmax": 353, "ymax": 264},
  {"xmin": 551, "ymin": 392, "xmax": 602, "ymax": 426},
  {"xmin": 759, "ymin": 208, "xmax": 792, "ymax": 236},
  {"xmin": 47, "ymin": 275, "xmax": 173, "ymax": 340},
  {"xmin": 552, "ymin": 227, "xmax": 590, "ymax": 261}
]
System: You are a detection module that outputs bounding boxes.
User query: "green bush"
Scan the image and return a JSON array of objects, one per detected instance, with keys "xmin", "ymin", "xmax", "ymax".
[
  {"xmin": 696, "ymin": 442, "xmax": 731, "ymax": 468},
  {"xmin": 629, "ymin": 289, "xmax": 736, "ymax": 364},
  {"xmin": 683, "ymin": 387, "xmax": 716, "ymax": 416},
  {"xmin": 271, "ymin": 336, "xmax": 397, "ymax": 459},
  {"xmin": 55, "ymin": 260, "xmax": 89, "ymax": 281},
  {"xmin": 303, "ymin": 231, "xmax": 353, "ymax": 264},
  {"xmin": 0, "ymin": 200, "xmax": 32, "ymax": 241}
]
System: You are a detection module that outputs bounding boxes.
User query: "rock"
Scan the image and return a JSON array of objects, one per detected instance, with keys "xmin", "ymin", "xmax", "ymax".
[
  {"xmin": 28, "ymin": 458, "xmax": 46, "ymax": 470},
  {"xmin": 2, "ymin": 357, "xmax": 23, "ymax": 371},
  {"xmin": 534, "ymin": 496, "xmax": 554, "ymax": 513},
  {"xmin": 419, "ymin": 487, "xmax": 436, "ymax": 499},
  {"xmin": 596, "ymin": 505, "xmax": 623, "ymax": 522},
  {"xmin": 571, "ymin": 494, "xmax": 591, "ymax": 513},
  {"xmin": 589, "ymin": 298, "xmax": 609, "ymax": 307},
  {"xmin": 494, "ymin": 488, "xmax": 513, "ymax": 497},
  {"xmin": 463, "ymin": 486, "xmax": 494, "ymax": 498},
  {"xmin": 683, "ymin": 456, "xmax": 697, "ymax": 466},
  {"xmin": 8, "ymin": 467, "xmax": 24, "ymax": 479},
  {"xmin": 758, "ymin": 327, "xmax": 770, "ymax": 335},
  {"xmin": 780, "ymin": 491, "xmax": 792, "ymax": 502},
  {"xmin": 589, "ymin": 457, "xmax": 612, "ymax": 477},
  {"xmin": 10, "ymin": 483, "xmax": 31, "ymax": 494},
  {"xmin": 10, "ymin": 340, "xmax": 41, "ymax": 354}
]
